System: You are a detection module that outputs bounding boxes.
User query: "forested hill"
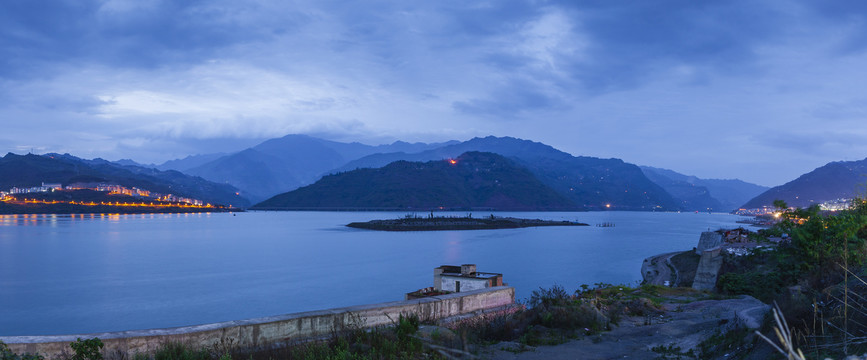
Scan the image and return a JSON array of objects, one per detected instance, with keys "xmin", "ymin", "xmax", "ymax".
[
  {"xmin": 252, "ymin": 152, "xmax": 578, "ymax": 211},
  {"xmin": 742, "ymin": 157, "xmax": 867, "ymax": 209}
]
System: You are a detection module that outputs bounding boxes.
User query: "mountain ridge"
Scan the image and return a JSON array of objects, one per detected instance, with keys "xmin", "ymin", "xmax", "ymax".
[
  {"xmin": 742, "ymin": 157, "xmax": 867, "ymax": 209},
  {"xmin": 252, "ymin": 151, "xmax": 579, "ymax": 211},
  {"xmin": 328, "ymin": 136, "xmax": 679, "ymax": 210},
  {"xmin": 640, "ymin": 166, "xmax": 768, "ymax": 212}
]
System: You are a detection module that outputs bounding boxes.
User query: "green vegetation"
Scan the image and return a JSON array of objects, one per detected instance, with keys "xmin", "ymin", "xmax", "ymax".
[
  {"xmin": 453, "ymin": 284, "xmax": 700, "ymax": 349},
  {"xmin": 716, "ymin": 198, "xmax": 867, "ymax": 357},
  {"xmin": 1, "ymin": 341, "xmax": 43, "ymax": 360},
  {"xmin": 70, "ymin": 338, "xmax": 104, "ymax": 360}
]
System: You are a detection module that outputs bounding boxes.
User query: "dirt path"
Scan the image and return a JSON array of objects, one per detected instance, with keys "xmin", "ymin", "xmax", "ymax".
[{"xmin": 481, "ymin": 296, "xmax": 769, "ymax": 360}]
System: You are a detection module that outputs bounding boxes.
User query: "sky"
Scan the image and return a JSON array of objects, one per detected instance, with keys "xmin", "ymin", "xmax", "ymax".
[{"xmin": 2, "ymin": 0, "xmax": 867, "ymax": 187}]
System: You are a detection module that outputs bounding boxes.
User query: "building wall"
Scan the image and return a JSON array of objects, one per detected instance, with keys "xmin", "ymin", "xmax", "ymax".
[
  {"xmin": 440, "ymin": 276, "xmax": 489, "ymax": 292},
  {"xmin": 2, "ymin": 287, "xmax": 515, "ymax": 360}
]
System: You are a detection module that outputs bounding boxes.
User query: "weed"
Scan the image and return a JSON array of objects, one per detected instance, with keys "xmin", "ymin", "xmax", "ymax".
[
  {"xmin": 650, "ymin": 343, "xmax": 697, "ymax": 359},
  {"xmin": 1, "ymin": 341, "xmax": 44, "ymax": 360}
]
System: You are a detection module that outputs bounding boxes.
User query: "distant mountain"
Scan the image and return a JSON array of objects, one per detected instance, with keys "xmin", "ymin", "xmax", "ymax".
[
  {"xmin": 156, "ymin": 153, "xmax": 227, "ymax": 172},
  {"xmin": 253, "ymin": 152, "xmax": 577, "ymax": 211},
  {"xmin": 113, "ymin": 159, "xmax": 150, "ymax": 167},
  {"xmin": 0, "ymin": 153, "xmax": 250, "ymax": 207},
  {"xmin": 640, "ymin": 166, "xmax": 768, "ymax": 212},
  {"xmin": 742, "ymin": 158, "xmax": 867, "ymax": 209},
  {"xmin": 181, "ymin": 134, "xmax": 458, "ymax": 202},
  {"xmin": 330, "ymin": 136, "xmax": 679, "ymax": 211}
]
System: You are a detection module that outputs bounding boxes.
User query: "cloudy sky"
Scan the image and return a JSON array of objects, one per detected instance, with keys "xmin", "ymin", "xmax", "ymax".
[{"xmin": 2, "ymin": 0, "xmax": 866, "ymax": 186}]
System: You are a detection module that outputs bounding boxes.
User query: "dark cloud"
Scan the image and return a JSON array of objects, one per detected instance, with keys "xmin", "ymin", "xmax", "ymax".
[
  {"xmin": 0, "ymin": 0, "xmax": 303, "ymax": 78},
  {"xmin": 800, "ymin": 0, "xmax": 867, "ymax": 54},
  {"xmin": 551, "ymin": 0, "xmax": 786, "ymax": 92},
  {"xmin": 452, "ymin": 80, "xmax": 565, "ymax": 118}
]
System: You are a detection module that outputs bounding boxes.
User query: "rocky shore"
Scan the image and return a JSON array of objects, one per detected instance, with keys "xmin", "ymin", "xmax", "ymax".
[{"xmin": 484, "ymin": 295, "xmax": 770, "ymax": 359}]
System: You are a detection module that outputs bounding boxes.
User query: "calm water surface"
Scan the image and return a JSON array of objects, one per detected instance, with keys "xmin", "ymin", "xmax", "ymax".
[{"xmin": 0, "ymin": 211, "xmax": 745, "ymax": 336}]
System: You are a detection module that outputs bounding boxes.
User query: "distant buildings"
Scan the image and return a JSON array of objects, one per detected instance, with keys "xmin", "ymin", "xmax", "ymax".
[
  {"xmin": 735, "ymin": 198, "xmax": 853, "ymax": 215},
  {"xmin": 2, "ymin": 182, "xmax": 206, "ymax": 206},
  {"xmin": 8, "ymin": 182, "xmax": 62, "ymax": 194}
]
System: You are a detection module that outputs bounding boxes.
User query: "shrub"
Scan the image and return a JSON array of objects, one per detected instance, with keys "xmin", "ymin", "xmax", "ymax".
[
  {"xmin": 70, "ymin": 338, "xmax": 103, "ymax": 360},
  {"xmin": 153, "ymin": 343, "xmax": 210, "ymax": 360},
  {"xmin": 1, "ymin": 341, "xmax": 44, "ymax": 360}
]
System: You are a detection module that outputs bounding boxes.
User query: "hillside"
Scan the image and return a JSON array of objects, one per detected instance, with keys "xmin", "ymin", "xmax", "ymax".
[
  {"xmin": 252, "ymin": 152, "xmax": 578, "ymax": 211},
  {"xmin": 180, "ymin": 134, "xmax": 457, "ymax": 202},
  {"xmin": 640, "ymin": 166, "xmax": 768, "ymax": 212},
  {"xmin": 0, "ymin": 153, "xmax": 250, "ymax": 207},
  {"xmin": 331, "ymin": 136, "xmax": 679, "ymax": 211},
  {"xmin": 742, "ymin": 157, "xmax": 867, "ymax": 209}
]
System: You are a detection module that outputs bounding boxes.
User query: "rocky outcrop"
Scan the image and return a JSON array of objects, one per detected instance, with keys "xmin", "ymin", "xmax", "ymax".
[
  {"xmin": 695, "ymin": 231, "xmax": 723, "ymax": 254},
  {"xmin": 692, "ymin": 247, "xmax": 723, "ymax": 291},
  {"xmin": 484, "ymin": 295, "xmax": 770, "ymax": 359}
]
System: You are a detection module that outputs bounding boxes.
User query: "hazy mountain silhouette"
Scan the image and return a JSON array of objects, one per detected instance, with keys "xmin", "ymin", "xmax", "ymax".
[
  {"xmin": 331, "ymin": 136, "xmax": 679, "ymax": 210},
  {"xmin": 253, "ymin": 152, "xmax": 577, "ymax": 211},
  {"xmin": 640, "ymin": 166, "xmax": 768, "ymax": 212},
  {"xmin": 156, "ymin": 153, "xmax": 228, "ymax": 172},
  {"xmin": 179, "ymin": 134, "xmax": 457, "ymax": 202},
  {"xmin": 0, "ymin": 153, "xmax": 250, "ymax": 207},
  {"xmin": 742, "ymin": 158, "xmax": 867, "ymax": 209}
]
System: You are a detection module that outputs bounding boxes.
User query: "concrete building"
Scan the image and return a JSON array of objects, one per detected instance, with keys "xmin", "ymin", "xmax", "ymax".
[{"xmin": 434, "ymin": 264, "xmax": 504, "ymax": 293}]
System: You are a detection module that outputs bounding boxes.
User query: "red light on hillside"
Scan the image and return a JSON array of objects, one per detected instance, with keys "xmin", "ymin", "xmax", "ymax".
[{"xmin": 448, "ymin": 159, "xmax": 457, "ymax": 165}]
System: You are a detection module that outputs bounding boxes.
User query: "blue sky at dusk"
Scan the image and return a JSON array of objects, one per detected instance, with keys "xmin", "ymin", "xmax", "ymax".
[{"xmin": 2, "ymin": 0, "xmax": 867, "ymax": 186}]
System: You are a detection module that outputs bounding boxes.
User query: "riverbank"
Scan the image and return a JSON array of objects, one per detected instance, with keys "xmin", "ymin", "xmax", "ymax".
[{"xmin": 347, "ymin": 215, "xmax": 588, "ymax": 231}]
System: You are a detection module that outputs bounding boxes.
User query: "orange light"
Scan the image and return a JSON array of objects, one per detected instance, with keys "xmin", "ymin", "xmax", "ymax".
[{"xmin": 448, "ymin": 159, "xmax": 457, "ymax": 165}]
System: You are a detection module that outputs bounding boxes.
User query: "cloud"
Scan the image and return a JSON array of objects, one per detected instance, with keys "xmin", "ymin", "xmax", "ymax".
[{"xmin": 2, "ymin": 0, "xmax": 867, "ymax": 185}]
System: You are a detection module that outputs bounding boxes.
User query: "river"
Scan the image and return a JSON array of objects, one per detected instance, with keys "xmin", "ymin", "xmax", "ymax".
[{"xmin": 0, "ymin": 211, "xmax": 745, "ymax": 336}]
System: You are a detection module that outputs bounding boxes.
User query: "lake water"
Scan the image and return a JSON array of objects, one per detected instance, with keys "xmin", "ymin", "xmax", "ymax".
[{"xmin": 0, "ymin": 211, "xmax": 745, "ymax": 336}]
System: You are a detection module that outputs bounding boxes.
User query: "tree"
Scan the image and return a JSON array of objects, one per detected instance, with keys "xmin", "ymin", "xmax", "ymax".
[{"xmin": 773, "ymin": 199, "xmax": 788, "ymax": 210}]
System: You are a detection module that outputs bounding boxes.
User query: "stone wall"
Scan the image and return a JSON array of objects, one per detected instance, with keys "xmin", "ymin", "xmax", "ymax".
[
  {"xmin": 692, "ymin": 247, "xmax": 723, "ymax": 291},
  {"xmin": 695, "ymin": 231, "xmax": 723, "ymax": 255},
  {"xmin": 2, "ymin": 287, "xmax": 515, "ymax": 359}
]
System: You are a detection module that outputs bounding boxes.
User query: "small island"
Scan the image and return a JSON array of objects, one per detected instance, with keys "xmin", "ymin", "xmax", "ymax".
[{"xmin": 347, "ymin": 214, "xmax": 589, "ymax": 231}]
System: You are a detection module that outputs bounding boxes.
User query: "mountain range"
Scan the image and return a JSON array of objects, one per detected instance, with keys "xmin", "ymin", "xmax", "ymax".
[
  {"xmin": 148, "ymin": 134, "xmax": 780, "ymax": 211},
  {"xmin": 742, "ymin": 157, "xmax": 867, "ymax": 209},
  {"xmin": 164, "ymin": 135, "xmax": 458, "ymax": 202},
  {"xmin": 253, "ymin": 152, "xmax": 578, "ymax": 211},
  {"xmin": 0, "ymin": 153, "xmax": 249, "ymax": 207},
  {"xmin": 639, "ymin": 166, "xmax": 769, "ymax": 212},
  {"xmin": 8, "ymin": 132, "xmax": 857, "ymax": 212}
]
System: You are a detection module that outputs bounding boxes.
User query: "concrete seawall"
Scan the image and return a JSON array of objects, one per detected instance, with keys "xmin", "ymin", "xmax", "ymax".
[{"xmin": 2, "ymin": 286, "xmax": 515, "ymax": 359}]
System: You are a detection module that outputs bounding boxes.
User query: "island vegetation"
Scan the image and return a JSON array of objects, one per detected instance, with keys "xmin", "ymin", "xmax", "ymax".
[{"xmin": 347, "ymin": 213, "xmax": 588, "ymax": 231}]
